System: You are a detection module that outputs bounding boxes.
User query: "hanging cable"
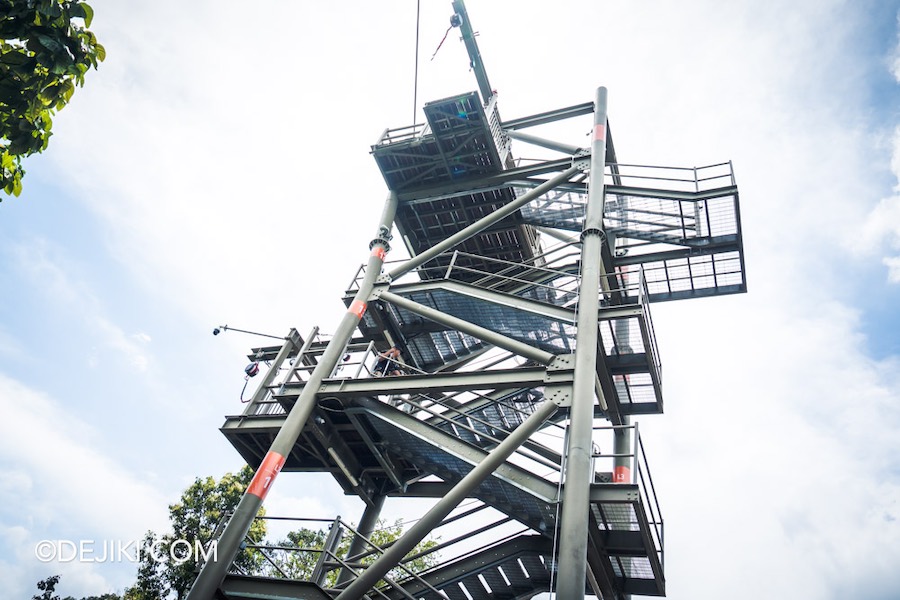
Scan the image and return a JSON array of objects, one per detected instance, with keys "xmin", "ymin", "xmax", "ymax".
[
  {"xmin": 413, "ymin": 0, "xmax": 421, "ymax": 124},
  {"xmin": 430, "ymin": 12, "xmax": 461, "ymax": 61},
  {"xmin": 239, "ymin": 362, "xmax": 260, "ymax": 403},
  {"xmin": 547, "ymin": 424, "xmax": 569, "ymax": 599}
]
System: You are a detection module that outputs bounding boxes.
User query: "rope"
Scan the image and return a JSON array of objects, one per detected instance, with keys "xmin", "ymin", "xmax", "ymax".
[
  {"xmin": 547, "ymin": 426, "xmax": 569, "ymax": 599},
  {"xmin": 430, "ymin": 23, "xmax": 454, "ymax": 61}
]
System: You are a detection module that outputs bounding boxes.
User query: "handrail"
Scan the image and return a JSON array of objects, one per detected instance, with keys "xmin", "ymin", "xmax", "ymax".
[
  {"xmin": 590, "ymin": 422, "xmax": 664, "ymax": 564},
  {"xmin": 229, "ymin": 507, "xmax": 529, "ymax": 599}
]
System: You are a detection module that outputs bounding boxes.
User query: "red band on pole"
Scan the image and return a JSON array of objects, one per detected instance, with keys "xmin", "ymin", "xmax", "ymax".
[
  {"xmin": 593, "ymin": 123, "xmax": 606, "ymax": 142},
  {"xmin": 372, "ymin": 246, "xmax": 386, "ymax": 260},
  {"xmin": 348, "ymin": 300, "xmax": 367, "ymax": 319},
  {"xmin": 613, "ymin": 465, "xmax": 631, "ymax": 483},
  {"xmin": 247, "ymin": 451, "xmax": 286, "ymax": 500}
]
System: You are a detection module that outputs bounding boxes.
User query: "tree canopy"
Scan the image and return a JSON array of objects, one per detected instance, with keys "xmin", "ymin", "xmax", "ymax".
[
  {"xmin": 35, "ymin": 466, "xmax": 439, "ymax": 599},
  {"xmin": 0, "ymin": 0, "xmax": 104, "ymax": 197},
  {"xmin": 31, "ymin": 574, "xmax": 120, "ymax": 600},
  {"xmin": 124, "ymin": 466, "xmax": 267, "ymax": 600},
  {"xmin": 256, "ymin": 518, "xmax": 440, "ymax": 589}
]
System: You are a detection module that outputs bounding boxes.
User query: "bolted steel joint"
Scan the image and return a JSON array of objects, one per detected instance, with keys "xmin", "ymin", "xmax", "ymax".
[
  {"xmin": 580, "ymin": 227, "xmax": 606, "ymax": 243},
  {"xmin": 369, "ymin": 237, "xmax": 391, "ymax": 252}
]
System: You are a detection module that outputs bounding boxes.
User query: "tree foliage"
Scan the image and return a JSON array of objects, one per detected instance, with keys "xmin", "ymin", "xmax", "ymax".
[
  {"xmin": 119, "ymin": 467, "xmax": 440, "ymax": 599},
  {"xmin": 0, "ymin": 0, "xmax": 104, "ymax": 197},
  {"xmin": 33, "ymin": 575, "xmax": 61, "ymax": 600},
  {"xmin": 125, "ymin": 466, "xmax": 267, "ymax": 600},
  {"xmin": 254, "ymin": 518, "xmax": 440, "ymax": 590},
  {"xmin": 31, "ymin": 574, "xmax": 122, "ymax": 600}
]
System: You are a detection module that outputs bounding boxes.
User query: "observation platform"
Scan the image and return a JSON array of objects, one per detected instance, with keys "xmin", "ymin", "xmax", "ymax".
[
  {"xmin": 372, "ymin": 92, "xmax": 746, "ymax": 301},
  {"xmin": 221, "ymin": 391, "xmax": 664, "ymax": 598},
  {"xmin": 372, "ymin": 91, "xmax": 540, "ymax": 280}
]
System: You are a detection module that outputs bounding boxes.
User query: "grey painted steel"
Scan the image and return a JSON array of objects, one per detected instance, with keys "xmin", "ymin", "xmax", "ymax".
[
  {"xmin": 390, "ymin": 279, "xmax": 581, "ymax": 324},
  {"xmin": 337, "ymin": 495, "xmax": 385, "ymax": 586},
  {"xmin": 451, "ymin": 0, "xmax": 493, "ymax": 105},
  {"xmin": 396, "ymin": 157, "xmax": 577, "ymax": 202},
  {"xmin": 506, "ymin": 129, "xmax": 583, "ymax": 156},
  {"xmin": 312, "ymin": 517, "xmax": 343, "ymax": 586},
  {"xmin": 242, "ymin": 329, "xmax": 298, "ymax": 416},
  {"xmin": 220, "ymin": 575, "xmax": 332, "ymax": 600},
  {"xmin": 378, "ymin": 290, "xmax": 556, "ymax": 365},
  {"xmin": 556, "ymin": 87, "xmax": 609, "ymax": 600},
  {"xmin": 185, "ymin": 192, "xmax": 399, "ymax": 600},
  {"xmin": 307, "ymin": 365, "xmax": 560, "ymax": 397},
  {"xmin": 502, "ymin": 101, "xmax": 595, "ymax": 130},
  {"xmin": 614, "ymin": 420, "xmax": 634, "ymax": 600},
  {"xmin": 334, "ymin": 398, "xmax": 560, "ymax": 600},
  {"xmin": 387, "ymin": 165, "xmax": 581, "ymax": 280}
]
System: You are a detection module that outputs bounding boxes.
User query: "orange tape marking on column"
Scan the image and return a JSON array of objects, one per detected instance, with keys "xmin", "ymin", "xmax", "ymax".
[
  {"xmin": 348, "ymin": 300, "xmax": 367, "ymax": 319},
  {"xmin": 247, "ymin": 451, "xmax": 286, "ymax": 500},
  {"xmin": 593, "ymin": 123, "xmax": 606, "ymax": 142},
  {"xmin": 372, "ymin": 247, "xmax": 386, "ymax": 260},
  {"xmin": 613, "ymin": 466, "xmax": 631, "ymax": 483}
]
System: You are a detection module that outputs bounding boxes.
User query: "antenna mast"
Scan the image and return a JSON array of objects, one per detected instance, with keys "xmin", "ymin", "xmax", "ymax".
[{"xmin": 452, "ymin": 0, "xmax": 494, "ymax": 104}]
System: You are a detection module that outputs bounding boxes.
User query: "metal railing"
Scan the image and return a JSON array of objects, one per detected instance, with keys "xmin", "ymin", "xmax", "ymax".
[
  {"xmin": 605, "ymin": 161, "xmax": 735, "ymax": 193},
  {"xmin": 229, "ymin": 505, "xmax": 536, "ymax": 598},
  {"xmin": 591, "ymin": 423, "xmax": 664, "ymax": 568}
]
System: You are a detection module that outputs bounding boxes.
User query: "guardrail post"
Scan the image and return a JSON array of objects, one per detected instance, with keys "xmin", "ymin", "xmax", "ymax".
[
  {"xmin": 336, "ymin": 495, "xmax": 385, "ymax": 586},
  {"xmin": 312, "ymin": 517, "xmax": 344, "ymax": 587}
]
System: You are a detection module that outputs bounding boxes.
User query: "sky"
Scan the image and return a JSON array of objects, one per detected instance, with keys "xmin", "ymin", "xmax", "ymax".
[{"xmin": 1, "ymin": 0, "xmax": 899, "ymax": 598}]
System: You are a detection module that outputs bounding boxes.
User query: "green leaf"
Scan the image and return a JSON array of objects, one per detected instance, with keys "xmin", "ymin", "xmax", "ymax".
[
  {"xmin": 0, "ymin": 50, "xmax": 34, "ymax": 66},
  {"xmin": 36, "ymin": 34, "xmax": 64, "ymax": 54},
  {"xmin": 81, "ymin": 3, "xmax": 95, "ymax": 28}
]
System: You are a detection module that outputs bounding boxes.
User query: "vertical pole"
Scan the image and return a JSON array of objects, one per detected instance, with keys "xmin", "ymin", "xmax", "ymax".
[
  {"xmin": 451, "ymin": 0, "xmax": 494, "ymax": 105},
  {"xmin": 336, "ymin": 495, "xmax": 386, "ymax": 586},
  {"xmin": 311, "ymin": 517, "xmax": 344, "ymax": 586},
  {"xmin": 613, "ymin": 420, "xmax": 632, "ymax": 483},
  {"xmin": 555, "ymin": 87, "xmax": 608, "ymax": 600},
  {"xmin": 185, "ymin": 193, "xmax": 399, "ymax": 600}
]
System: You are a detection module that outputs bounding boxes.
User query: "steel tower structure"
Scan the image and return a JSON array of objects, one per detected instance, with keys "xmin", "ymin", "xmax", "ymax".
[{"xmin": 186, "ymin": 2, "xmax": 746, "ymax": 599}]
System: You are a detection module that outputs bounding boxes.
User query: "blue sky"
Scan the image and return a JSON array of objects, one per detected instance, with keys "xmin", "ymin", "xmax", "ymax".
[{"xmin": 2, "ymin": 0, "xmax": 900, "ymax": 598}]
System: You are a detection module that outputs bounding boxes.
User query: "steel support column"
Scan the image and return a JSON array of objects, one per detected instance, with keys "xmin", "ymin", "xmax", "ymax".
[
  {"xmin": 556, "ymin": 87, "xmax": 609, "ymax": 600},
  {"xmin": 336, "ymin": 495, "xmax": 385, "ymax": 586},
  {"xmin": 334, "ymin": 398, "xmax": 561, "ymax": 600},
  {"xmin": 185, "ymin": 192, "xmax": 399, "ymax": 600}
]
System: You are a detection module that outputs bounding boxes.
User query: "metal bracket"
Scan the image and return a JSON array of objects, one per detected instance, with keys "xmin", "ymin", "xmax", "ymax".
[
  {"xmin": 545, "ymin": 384, "xmax": 572, "ymax": 407},
  {"xmin": 369, "ymin": 226, "xmax": 393, "ymax": 250},
  {"xmin": 580, "ymin": 227, "xmax": 606, "ymax": 243},
  {"xmin": 547, "ymin": 353, "xmax": 574, "ymax": 368},
  {"xmin": 369, "ymin": 284, "xmax": 389, "ymax": 300},
  {"xmin": 573, "ymin": 155, "xmax": 591, "ymax": 171}
]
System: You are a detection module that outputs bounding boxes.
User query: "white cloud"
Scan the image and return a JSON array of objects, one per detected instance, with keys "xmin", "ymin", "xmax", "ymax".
[
  {"xmin": 884, "ymin": 256, "xmax": 900, "ymax": 282},
  {"xmin": 0, "ymin": 374, "xmax": 170, "ymax": 596},
  {"xmin": 10, "ymin": 238, "xmax": 154, "ymax": 371},
  {"xmin": 858, "ymin": 126, "xmax": 900, "ymax": 282},
  {"xmin": 892, "ymin": 10, "xmax": 900, "ymax": 83}
]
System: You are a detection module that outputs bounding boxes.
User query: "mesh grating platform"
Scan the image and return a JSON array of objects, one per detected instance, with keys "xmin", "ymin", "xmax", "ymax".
[
  {"xmin": 372, "ymin": 91, "xmax": 540, "ymax": 282},
  {"xmin": 387, "ymin": 287, "xmax": 576, "ymax": 355}
]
